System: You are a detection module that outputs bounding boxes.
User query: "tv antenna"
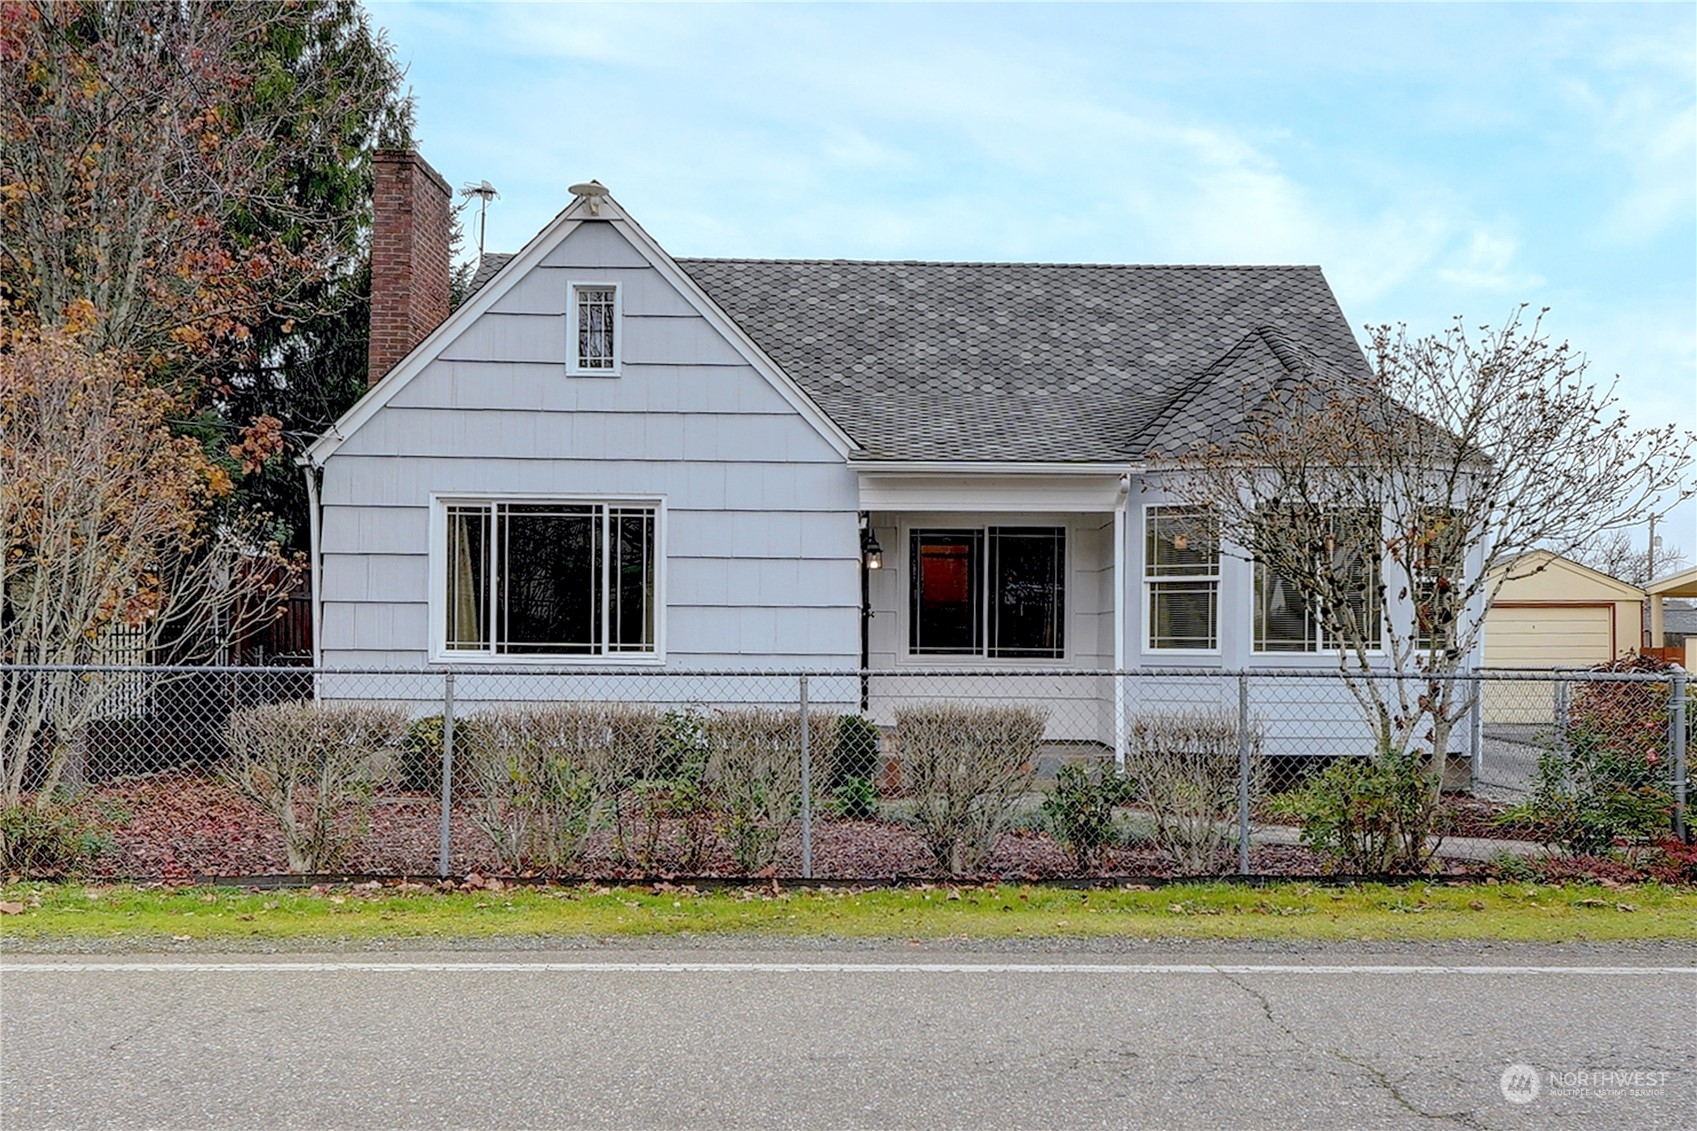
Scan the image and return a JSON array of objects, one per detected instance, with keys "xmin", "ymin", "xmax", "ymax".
[{"xmin": 460, "ymin": 179, "xmax": 499, "ymax": 261}]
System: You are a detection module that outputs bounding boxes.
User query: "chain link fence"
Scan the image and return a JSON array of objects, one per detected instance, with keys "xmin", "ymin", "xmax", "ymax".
[{"xmin": 1, "ymin": 663, "xmax": 1687, "ymax": 880}]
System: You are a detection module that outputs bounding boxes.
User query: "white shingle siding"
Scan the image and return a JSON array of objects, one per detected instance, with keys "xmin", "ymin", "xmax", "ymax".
[{"xmin": 318, "ymin": 219, "xmax": 861, "ymax": 670}]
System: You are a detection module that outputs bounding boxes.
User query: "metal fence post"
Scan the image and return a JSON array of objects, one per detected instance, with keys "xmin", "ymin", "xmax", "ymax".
[
  {"xmin": 1113, "ymin": 671, "xmax": 1127, "ymax": 772},
  {"xmin": 1554, "ymin": 677, "xmax": 1571, "ymax": 756},
  {"xmin": 799, "ymin": 673, "xmax": 813, "ymax": 880},
  {"xmin": 1236, "ymin": 671, "xmax": 1251, "ymax": 875},
  {"xmin": 1672, "ymin": 667, "xmax": 1688, "ymax": 843},
  {"xmin": 438, "ymin": 669, "xmax": 456, "ymax": 879},
  {"xmin": 1468, "ymin": 668, "xmax": 1484, "ymax": 787}
]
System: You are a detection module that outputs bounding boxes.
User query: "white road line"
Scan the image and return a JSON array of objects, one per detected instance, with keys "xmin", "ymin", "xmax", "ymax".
[{"xmin": 3, "ymin": 961, "xmax": 1694, "ymax": 976}]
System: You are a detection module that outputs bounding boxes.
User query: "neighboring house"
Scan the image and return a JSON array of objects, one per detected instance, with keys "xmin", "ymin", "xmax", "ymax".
[
  {"xmin": 1661, "ymin": 601, "xmax": 1697, "ymax": 649},
  {"xmin": 1647, "ymin": 566, "xmax": 1697, "ymax": 670},
  {"xmin": 303, "ymin": 150, "xmax": 1477, "ymax": 753},
  {"xmin": 1479, "ymin": 551, "xmax": 1645, "ymax": 725}
]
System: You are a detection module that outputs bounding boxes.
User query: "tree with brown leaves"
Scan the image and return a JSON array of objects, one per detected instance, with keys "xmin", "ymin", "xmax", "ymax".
[
  {"xmin": 1, "ymin": 324, "xmax": 292, "ymax": 803},
  {"xmin": 1, "ymin": 0, "xmax": 410, "ymax": 370}
]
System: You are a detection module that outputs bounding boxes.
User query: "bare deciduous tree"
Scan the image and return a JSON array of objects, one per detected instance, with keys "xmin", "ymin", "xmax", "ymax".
[
  {"xmin": 1161, "ymin": 308, "xmax": 1695, "ymax": 771},
  {"xmin": 1571, "ymin": 529, "xmax": 1688, "ymax": 588}
]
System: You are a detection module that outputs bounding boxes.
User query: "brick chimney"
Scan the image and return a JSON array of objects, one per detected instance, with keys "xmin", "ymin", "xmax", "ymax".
[{"xmin": 368, "ymin": 149, "xmax": 452, "ymax": 386}]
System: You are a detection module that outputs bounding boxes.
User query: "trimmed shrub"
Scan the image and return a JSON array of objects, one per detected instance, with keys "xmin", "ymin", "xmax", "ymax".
[
  {"xmin": 464, "ymin": 704, "xmax": 661, "ymax": 873},
  {"xmin": 222, "ymin": 701, "xmax": 409, "ymax": 873},
  {"xmin": 611, "ymin": 709, "xmax": 715, "ymax": 872},
  {"xmin": 0, "ymin": 803, "xmax": 108, "ymax": 878},
  {"xmin": 896, "ymin": 704, "xmax": 1044, "ymax": 875},
  {"xmin": 1041, "ymin": 761, "xmax": 1127, "ymax": 872},
  {"xmin": 830, "ymin": 716, "xmax": 882, "ymax": 791},
  {"xmin": 706, "ymin": 708, "xmax": 838, "ymax": 874},
  {"xmin": 1272, "ymin": 750, "xmax": 1444, "ymax": 874},
  {"xmin": 396, "ymin": 715, "xmax": 481, "ymax": 795},
  {"xmin": 1124, "ymin": 708, "xmax": 1260, "ymax": 874}
]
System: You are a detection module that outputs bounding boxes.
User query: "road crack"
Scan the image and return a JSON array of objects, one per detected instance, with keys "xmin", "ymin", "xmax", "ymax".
[
  {"xmin": 1331, "ymin": 1048, "xmax": 1487, "ymax": 1129},
  {"xmin": 1219, "ymin": 969, "xmax": 1486, "ymax": 1129}
]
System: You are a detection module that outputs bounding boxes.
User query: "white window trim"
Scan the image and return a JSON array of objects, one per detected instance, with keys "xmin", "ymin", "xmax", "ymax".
[
  {"xmin": 1142, "ymin": 502, "xmax": 1222, "ymax": 656},
  {"xmin": 895, "ymin": 518, "xmax": 1075, "ymax": 668},
  {"xmin": 427, "ymin": 492, "xmax": 665, "ymax": 665},
  {"xmin": 565, "ymin": 280, "xmax": 622, "ymax": 377}
]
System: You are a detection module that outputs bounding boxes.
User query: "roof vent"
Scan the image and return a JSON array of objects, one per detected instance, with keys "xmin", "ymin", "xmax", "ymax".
[{"xmin": 569, "ymin": 180, "xmax": 610, "ymax": 216}]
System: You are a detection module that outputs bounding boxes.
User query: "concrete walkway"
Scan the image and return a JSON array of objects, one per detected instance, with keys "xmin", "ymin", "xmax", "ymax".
[{"xmin": 1250, "ymin": 822, "xmax": 1546, "ymax": 862}]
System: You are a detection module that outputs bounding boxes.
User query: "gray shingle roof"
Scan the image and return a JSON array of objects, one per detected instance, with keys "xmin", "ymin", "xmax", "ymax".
[
  {"xmin": 469, "ymin": 252, "xmax": 513, "ymax": 294},
  {"xmin": 674, "ymin": 259, "xmax": 1368, "ymax": 461},
  {"xmin": 468, "ymin": 249, "xmax": 1370, "ymax": 462},
  {"xmin": 1137, "ymin": 325, "xmax": 1308, "ymax": 456},
  {"xmin": 1664, "ymin": 602, "xmax": 1697, "ymax": 637}
]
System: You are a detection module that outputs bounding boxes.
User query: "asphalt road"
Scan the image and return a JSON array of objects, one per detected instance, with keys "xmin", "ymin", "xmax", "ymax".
[{"xmin": 3, "ymin": 947, "xmax": 1693, "ymax": 1130}]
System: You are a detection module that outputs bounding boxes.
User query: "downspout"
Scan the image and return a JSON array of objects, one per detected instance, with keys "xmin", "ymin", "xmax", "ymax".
[
  {"xmin": 1113, "ymin": 473, "xmax": 1130, "ymax": 770},
  {"xmin": 859, "ymin": 511, "xmax": 872, "ymax": 714},
  {"xmin": 302, "ymin": 460, "xmax": 324, "ymax": 671}
]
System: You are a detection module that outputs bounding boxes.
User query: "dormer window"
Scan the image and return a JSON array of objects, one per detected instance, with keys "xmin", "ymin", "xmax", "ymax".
[{"xmin": 568, "ymin": 282, "xmax": 620, "ymax": 375}]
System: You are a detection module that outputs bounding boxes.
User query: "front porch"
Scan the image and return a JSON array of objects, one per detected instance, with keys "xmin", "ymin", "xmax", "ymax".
[{"xmin": 858, "ymin": 464, "xmax": 1127, "ymax": 747}]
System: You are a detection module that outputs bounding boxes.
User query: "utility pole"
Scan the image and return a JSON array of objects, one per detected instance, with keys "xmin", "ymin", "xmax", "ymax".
[{"xmin": 1649, "ymin": 514, "xmax": 1658, "ymax": 580}]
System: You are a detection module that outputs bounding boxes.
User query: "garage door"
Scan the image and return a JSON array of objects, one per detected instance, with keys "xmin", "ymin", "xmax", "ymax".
[{"xmin": 1484, "ymin": 604, "xmax": 1612, "ymax": 725}]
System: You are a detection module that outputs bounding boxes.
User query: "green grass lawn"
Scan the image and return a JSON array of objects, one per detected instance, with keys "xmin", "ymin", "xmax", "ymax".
[{"xmin": 4, "ymin": 879, "xmax": 1696, "ymax": 945}]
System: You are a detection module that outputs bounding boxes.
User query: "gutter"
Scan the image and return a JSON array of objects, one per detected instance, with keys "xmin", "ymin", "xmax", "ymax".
[{"xmin": 852, "ymin": 460, "xmax": 1142, "ymax": 476}]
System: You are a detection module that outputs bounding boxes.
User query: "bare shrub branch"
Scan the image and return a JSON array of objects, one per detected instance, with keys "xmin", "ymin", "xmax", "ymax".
[
  {"xmin": 463, "ymin": 704, "xmax": 661, "ymax": 874},
  {"xmin": 706, "ymin": 708, "xmax": 837, "ymax": 874},
  {"xmin": 1124, "ymin": 708, "xmax": 1262, "ymax": 874}
]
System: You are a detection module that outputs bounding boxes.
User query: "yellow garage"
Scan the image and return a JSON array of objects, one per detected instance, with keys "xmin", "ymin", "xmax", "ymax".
[{"xmin": 1482, "ymin": 551, "xmax": 1644, "ymax": 725}]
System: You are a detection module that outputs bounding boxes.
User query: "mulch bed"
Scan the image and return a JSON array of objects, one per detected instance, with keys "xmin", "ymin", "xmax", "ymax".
[
  {"xmin": 1436, "ymin": 794, "xmax": 1537, "ymax": 841},
  {"xmin": 55, "ymin": 771, "xmax": 1541, "ymax": 882}
]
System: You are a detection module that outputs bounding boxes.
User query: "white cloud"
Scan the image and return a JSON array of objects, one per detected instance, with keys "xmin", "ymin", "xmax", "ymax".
[{"xmin": 1435, "ymin": 229, "xmax": 1546, "ymax": 293}]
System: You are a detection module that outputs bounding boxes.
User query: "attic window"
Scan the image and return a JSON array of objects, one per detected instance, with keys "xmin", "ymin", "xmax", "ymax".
[{"xmin": 568, "ymin": 283, "xmax": 620, "ymax": 375}]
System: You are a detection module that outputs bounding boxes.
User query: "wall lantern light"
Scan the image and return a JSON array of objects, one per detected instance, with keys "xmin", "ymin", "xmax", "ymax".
[{"xmin": 862, "ymin": 528, "xmax": 884, "ymax": 571}]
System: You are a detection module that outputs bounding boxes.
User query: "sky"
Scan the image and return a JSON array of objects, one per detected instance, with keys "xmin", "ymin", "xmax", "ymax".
[{"xmin": 370, "ymin": 1, "xmax": 1696, "ymax": 560}]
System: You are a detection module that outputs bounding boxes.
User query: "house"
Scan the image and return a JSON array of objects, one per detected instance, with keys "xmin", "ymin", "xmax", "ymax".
[
  {"xmin": 1647, "ymin": 565, "xmax": 1697, "ymax": 670},
  {"xmin": 303, "ymin": 150, "xmax": 1474, "ymax": 755}
]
